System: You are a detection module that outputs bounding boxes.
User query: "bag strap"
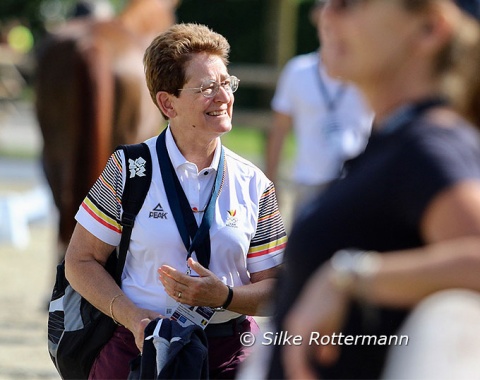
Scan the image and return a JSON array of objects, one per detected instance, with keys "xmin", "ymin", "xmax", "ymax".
[{"xmin": 114, "ymin": 142, "xmax": 152, "ymax": 284}]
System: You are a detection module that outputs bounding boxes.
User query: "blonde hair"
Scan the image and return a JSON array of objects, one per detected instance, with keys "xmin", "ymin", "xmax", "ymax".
[
  {"xmin": 143, "ymin": 23, "xmax": 230, "ymax": 119},
  {"xmin": 403, "ymin": 0, "xmax": 480, "ymax": 126},
  {"xmin": 441, "ymin": 16, "xmax": 480, "ymax": 126}
]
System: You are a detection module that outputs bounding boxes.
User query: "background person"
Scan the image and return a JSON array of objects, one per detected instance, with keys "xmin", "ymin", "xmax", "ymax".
[
  {"xmin": 265, "ymin": 0, "xmax": 373, "ymax": 222},
  {"xmin": 65, "ymin": 23, "xmax": 286, "ymax": 379},
  {"xmin": 267, "ymin": 0, "xmax": 480, "ymax": 378}
]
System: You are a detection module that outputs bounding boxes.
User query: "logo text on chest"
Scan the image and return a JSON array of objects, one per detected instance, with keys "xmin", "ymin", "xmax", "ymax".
[{"xmin": 149, "ymin": 203, "xmax": 168, "ymax": 219}]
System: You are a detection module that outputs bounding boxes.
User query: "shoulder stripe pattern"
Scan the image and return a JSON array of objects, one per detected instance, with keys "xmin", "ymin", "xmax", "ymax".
[
  {"xmin": 82, "ymin": 197, "xmax": 121, "ymax": 233},
  {"xmin": 248, "ymin": 182, "xmax": 287, "ymax": 259},
  {"xmin": 80, "ymin": 151, "xmax": 124, "ymax": 233}
]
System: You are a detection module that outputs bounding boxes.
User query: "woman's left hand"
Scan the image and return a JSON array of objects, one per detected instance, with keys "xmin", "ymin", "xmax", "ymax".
[{"xmin": 158, "ymin": 257, "xmax": 229, "ymax": 308}]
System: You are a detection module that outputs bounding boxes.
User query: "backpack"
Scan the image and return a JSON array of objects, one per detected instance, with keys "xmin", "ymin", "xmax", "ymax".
[{"xmin": 47, "ymin": 143, "xmax": 152, "ymax": 379}]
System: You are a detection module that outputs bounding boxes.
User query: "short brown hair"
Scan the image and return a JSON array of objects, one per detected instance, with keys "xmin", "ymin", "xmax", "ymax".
[{"xmin": 143, "ymin": 23, "xmax": 231, "ymax": 118}]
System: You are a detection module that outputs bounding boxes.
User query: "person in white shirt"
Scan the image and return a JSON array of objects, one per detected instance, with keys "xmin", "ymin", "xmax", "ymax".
[
  {"xmin": 266, "ymin": 0, "xmax": 373, "ymax": 221},
  {"xmin": 65, "ymin": 23, "xmax": 286, "ymax": 379}
]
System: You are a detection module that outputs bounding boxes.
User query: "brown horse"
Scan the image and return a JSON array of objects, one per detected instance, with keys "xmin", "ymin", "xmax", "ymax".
[{"xmin": 35, "ymin": 0, "xmax": 178, "ymax": 262}]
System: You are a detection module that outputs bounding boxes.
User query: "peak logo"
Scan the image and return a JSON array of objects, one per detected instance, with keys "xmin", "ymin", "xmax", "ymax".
[{"xmin": 149, "ymin": 203, "xmax": 168, "ymax": 219}]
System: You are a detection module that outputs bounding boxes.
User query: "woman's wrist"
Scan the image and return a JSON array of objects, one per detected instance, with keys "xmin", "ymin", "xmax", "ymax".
[
  {"xmin": 212, "ymin": 284, "xmax": 233, "ymax": 311},
  {"xmin": 109, "ymin": 293, "xmax": 125, "ymax": 325},
  {"xmin": 109, "ymin": 294, "xmax": 150, "ymax": 332},
  {"xmin": 328, "ymin": 249, "xmax": 381, "ymax": 301}
]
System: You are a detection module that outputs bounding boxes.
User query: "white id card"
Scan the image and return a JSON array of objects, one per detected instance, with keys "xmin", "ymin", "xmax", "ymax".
[{"xmin": 169, "ymin": 303, "xmax": 216, "ymax": 329}]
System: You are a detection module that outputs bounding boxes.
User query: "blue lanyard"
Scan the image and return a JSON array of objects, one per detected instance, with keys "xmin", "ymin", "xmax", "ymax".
[
  {"xmin": 156, "ymin": 129, "xmax": 225, "ymax": 269},
  {"xmin": 315, "ymin": 57, "xmax": 346, "ymax": 112}
]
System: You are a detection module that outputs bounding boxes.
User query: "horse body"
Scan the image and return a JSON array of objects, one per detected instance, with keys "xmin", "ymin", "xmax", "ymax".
[{"xmin": 35, "ymin": 0, "xmax": 177, "ymax": 259}]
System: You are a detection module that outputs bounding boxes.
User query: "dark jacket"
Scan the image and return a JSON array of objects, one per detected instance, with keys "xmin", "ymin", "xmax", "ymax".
[{"xmin": 129, "ymin": 318, "xmax": 209, "ymax": 379}]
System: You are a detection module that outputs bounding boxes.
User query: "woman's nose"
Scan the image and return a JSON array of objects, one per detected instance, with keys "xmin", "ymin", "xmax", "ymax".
[{"xmin": 214, "ymin": 85, "xmax": 232, "ymax": 102}]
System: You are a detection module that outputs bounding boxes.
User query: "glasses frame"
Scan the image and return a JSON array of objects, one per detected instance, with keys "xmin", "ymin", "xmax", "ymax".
[{"xmin": 178, "ymin": 75, "xmax": 240, "ymax": 98}]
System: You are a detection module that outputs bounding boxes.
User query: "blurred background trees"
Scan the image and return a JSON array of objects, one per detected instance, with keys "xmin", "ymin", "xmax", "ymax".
[{"xmin": 0, "ymin": 0, "xmax": 319, "ymax": 111}]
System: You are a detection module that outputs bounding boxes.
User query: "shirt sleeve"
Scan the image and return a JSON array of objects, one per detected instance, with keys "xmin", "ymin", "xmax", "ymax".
[
  {"xmin": 75, "ymin": 150, "xmax": 125, "ymax": 246},
  {"xmin": 392, "ymin": 124, "xmax": 480, "ymax": 228},
  {"xmin": 247, "ymin": 182, "xmax": 287, "ymax": 273},
  {"xmin": 271, "ymin": 60, "xmax": 296, "ymax": 116}
]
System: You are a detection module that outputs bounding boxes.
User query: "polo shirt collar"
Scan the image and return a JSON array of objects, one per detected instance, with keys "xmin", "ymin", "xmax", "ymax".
[{"xmin": 164, "ymin": 125, "xmax": 221, "ymax": 173}]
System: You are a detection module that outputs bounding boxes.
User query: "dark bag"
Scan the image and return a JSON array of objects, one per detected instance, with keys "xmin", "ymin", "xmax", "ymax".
[{"xmin": 47, "ymin": 143, "xmax": 152, "ymax": 379}]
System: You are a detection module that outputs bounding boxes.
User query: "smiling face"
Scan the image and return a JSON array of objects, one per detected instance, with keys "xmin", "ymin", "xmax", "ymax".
[{"xmin": 169, "ymin": 52, "xmax": 234, "ymax": 141}]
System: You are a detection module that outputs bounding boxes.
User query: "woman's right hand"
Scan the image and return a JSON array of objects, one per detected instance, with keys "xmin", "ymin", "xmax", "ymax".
[{"xmin": 127, "ymin": 308, "xmax": 164, "ymax": 352}]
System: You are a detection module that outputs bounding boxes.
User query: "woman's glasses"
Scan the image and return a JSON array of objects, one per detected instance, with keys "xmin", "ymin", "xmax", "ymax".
[{"xmin": 179, "ymin": 76, "xmax": 240, "ymax": 98}]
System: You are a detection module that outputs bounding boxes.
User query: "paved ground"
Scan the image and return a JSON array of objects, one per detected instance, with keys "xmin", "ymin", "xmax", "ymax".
[
  {"xmin": 0, "ymin": 101, "xmax": 60, "ymax": 379},
  {"xmin": 0, "ymin": 214, "xmax": 59, "ymax": 379}
]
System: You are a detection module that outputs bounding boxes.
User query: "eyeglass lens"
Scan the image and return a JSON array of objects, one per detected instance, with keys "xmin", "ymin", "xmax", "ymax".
[{"xmin": 201, "ymin": 76, "xmax": 239, "ymax": 98}]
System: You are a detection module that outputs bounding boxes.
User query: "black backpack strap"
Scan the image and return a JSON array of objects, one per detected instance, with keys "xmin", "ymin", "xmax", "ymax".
[{"xmin": 114, "ymin": 142, "xmax": 152, "ymax": 284}]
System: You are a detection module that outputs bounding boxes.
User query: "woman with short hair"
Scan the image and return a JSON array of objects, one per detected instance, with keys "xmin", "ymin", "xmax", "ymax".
[{"xmin": 65, "ymin": 23, "xmax": 286, "ymax": 379}]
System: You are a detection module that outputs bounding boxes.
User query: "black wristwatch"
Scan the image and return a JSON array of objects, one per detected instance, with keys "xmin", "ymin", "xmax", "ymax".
[{"xmin": 212, "ymin": 285, "xmax": 233, "ymax": 312}]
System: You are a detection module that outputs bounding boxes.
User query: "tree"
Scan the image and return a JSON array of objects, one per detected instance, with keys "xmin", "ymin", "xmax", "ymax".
[{"xmin": 1, "ymin": 0, "xmax": 49, "ymax": 40}]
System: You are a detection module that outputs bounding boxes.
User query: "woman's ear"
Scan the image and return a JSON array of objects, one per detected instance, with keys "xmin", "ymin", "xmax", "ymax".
[
  {"xmin": 418, "ymin": 1, "xmax": 461, "ymax": 54},
  {"xmin": 156, "ymin": 92, "xmax": 177, "ymax": 119}
]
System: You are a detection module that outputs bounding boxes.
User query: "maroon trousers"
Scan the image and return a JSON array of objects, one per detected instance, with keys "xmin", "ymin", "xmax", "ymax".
[{"xmin": 89, "ymin": 317, "xmax": 259, "ymax": 379}]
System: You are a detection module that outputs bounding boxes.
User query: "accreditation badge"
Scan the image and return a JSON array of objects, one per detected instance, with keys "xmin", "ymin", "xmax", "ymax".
[
  {"xmin": 165, "ymin": 269, "xmax": 216, "ymax": 329},
  {"xmin": 169, "ymin": 303, "xmax": 216, "ymax": 329}
]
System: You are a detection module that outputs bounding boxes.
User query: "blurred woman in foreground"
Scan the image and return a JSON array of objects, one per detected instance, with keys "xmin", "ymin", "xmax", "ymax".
[{"xmin": 268, "ymin": 0, "xmax": 480, "ymax": 378}]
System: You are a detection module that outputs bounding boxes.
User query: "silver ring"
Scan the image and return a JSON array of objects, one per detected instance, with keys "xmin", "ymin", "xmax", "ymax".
[{"xmin": 177, "ymin": 291, "xmax": 182, "ymax": 299}]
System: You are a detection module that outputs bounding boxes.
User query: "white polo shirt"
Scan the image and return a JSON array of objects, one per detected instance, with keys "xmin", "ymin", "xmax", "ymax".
[
  {"xmin": 76, "ymin": 128, "xmax": 287, "ymax": 323},
  {"xmin": 272, "ymin": 51, "xmax": 373, "ymax": 185}
]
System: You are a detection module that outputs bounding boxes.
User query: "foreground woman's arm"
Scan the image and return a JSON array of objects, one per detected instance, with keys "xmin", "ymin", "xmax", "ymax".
[{"xmin": 283, "ymin": 181, "xmax": 480, "ymax": 379}]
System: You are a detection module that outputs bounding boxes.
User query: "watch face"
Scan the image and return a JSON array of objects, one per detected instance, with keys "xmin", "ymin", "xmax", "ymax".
[
  {"xmin": 331, "ymin": 249, "xmax": 359, "ymax": 272},
  {"xmin": 330, "ymin": 249, "xmax": 360, "ymax": 291},
  {"xmin": 330, "ymin": 249, "xmax": 381, "ymax": 295}
]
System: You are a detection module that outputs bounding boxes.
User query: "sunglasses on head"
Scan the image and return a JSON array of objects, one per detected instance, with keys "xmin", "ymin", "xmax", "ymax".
[{"xmin": 319, "ymin": 0, "xmax": 367, "ymax": 11}]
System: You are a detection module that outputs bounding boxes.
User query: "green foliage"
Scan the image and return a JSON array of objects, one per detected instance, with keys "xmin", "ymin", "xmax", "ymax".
[
  {"xmin": 0, "ymin": 0, "xmax": 46, "ymax": 39},
  {"xmin": 109, "ymin": 0, "xmax": 127, "ymax": 13},
  {"xmin": 222, "ymin": 126, "xmax": 265, "ymax": 160},
  {"xmin": 296, "ymin": 0, "xmax": 319, "ymax": 55},
  {"xmin": 176, "ymin": 0, "xmax": 318, "ymax": 109},
  {"xmin": 0, "ymin": 0, "xmax": 122, "ymax": 41},
  {"xmin": 176, "ymin": 0, "xmax": 317, "ymax": 61},
  {"xmin": 0, "ymin": 0, "xmax": 42, "ymax": 19},
  {"xmin": 222, "ymin": 125, "xmax": 295, "ymax": 168},
  {"xmin": 176, "ymin": 0, "xmax": 268, "ymax": 63}
]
